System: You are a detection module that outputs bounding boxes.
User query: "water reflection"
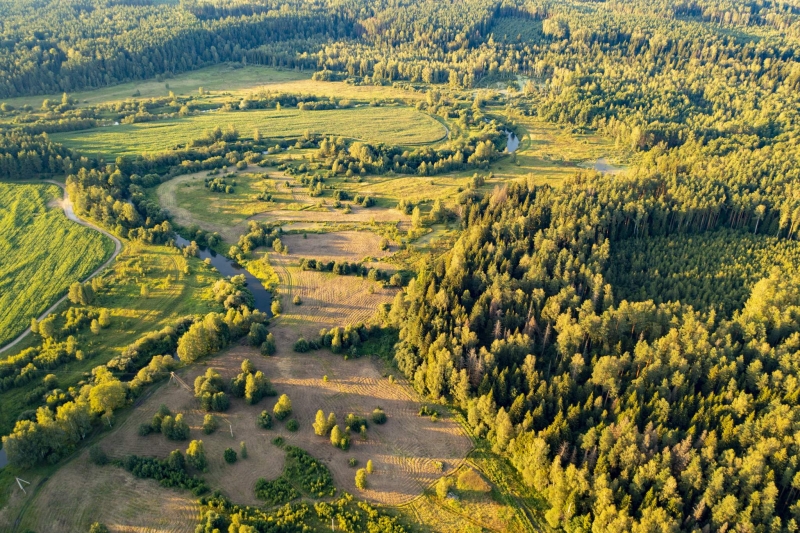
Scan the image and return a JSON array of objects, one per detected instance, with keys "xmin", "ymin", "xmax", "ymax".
[{"xmin": 173, "ymin": 235, "xmax": 273, "ymax": 315}]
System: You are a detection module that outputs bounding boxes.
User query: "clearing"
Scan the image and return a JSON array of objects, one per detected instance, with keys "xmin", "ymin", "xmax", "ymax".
[{"xmin": 51, "ymin": 106, "xmax": 447, "ymax": 159}]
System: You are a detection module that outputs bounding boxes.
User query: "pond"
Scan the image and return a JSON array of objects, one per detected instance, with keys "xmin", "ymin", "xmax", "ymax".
[
  {"xmin": 174, "ymin": 235, "xmax": 273, "ymax": 315},
  {"xmin": 504, "ymin": 129, "xmax": 520, "ymax": 153},
  {"xmin": 582, "ymin": 157, "xmax": 626, "ymax": 174},
  {"xmin": 0, "ymin": 448, "xmax": 7, "ymax": 469}
]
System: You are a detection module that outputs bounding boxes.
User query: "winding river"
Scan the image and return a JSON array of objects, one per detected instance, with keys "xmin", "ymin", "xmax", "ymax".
[{"xmin": 173, "ymin": 236, "xmax": 273, "ymax": 314}]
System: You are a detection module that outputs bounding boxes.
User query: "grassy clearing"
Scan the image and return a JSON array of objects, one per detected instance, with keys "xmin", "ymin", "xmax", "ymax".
[
  {"xmin": 0, "ymin": 182, "xmax": 114, "ymax": 347},
  {"xmin": 0, "ymin": 64, "xmax": 309, "ymax": 109},
  {"xmin": 0, "ymin": 242, "xmax": 222, "ymax": 438},
  {"xmin": 483, "ymin": 115, "xmax": 630, "ymax": 186},
  {"xmin": 51, "ymin": 106, "xmax": 447, "ymax": 159}
]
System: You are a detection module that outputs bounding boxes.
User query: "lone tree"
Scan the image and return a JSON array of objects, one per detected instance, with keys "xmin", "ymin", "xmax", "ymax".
[
  {"xmin": 273, "ymin": 394, "xmax": 292, "ymax": 420},
  {"xmin": 355, "ymin": 468, "xmax": 368, "ymax": 490},
  {"xmin": 186, "ymin": 440, "xmax": 207, "ymax": 471},
  {"xmin": 224, "ymin": 447, "xmax": 237, "ymax": 464}
]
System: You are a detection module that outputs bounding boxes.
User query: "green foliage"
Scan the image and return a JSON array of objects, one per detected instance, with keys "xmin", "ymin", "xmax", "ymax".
[
  {"xmin": 255, "ymin": 476, "xmax": 299, "ymax": 505},
  {"xmin": 202, "ymin": 414, "xmax": 217, "ymax": 435},
  {"xmin": 258, "ymin": 410, "xmax": 273, "ymax": 429},
  {"xmin": 186, "ymin": 440, "xmax": 207, "ymax": 471},
  {"xmin": 121, "ymin": 454, "xmax": 208, "ymax": 496},
  {"xmin": 355, "ymin": 468, "xmax": 368, "ymax": 490},
  {"xmin": 371, "ymin": 408, "xmax": 387, "ymax": 424},
  {"xmin": 286, "ymin": 419, "xmax": 299, "ymax": 432},
  {"xmin": 223, "ymin": 448, "xmax": 237, "ymax": 464},
  {"xmin": 273, "ymin": 394, "xmax": 292, "ymax": 421}
]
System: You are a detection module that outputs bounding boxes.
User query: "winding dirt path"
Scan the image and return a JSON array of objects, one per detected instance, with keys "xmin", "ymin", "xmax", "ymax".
[{"xmin": 0, "ymin": 181, "xmax": 123, "ymax": 355}]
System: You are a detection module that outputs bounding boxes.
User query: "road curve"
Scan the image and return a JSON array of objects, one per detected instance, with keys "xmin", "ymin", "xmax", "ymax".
[{"xmin": 0, "ymin": 180, "xmax": 123, "ymax": 355}]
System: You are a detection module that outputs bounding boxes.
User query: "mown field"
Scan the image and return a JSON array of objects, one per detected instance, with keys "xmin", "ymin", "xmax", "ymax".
[
  {"xmin": 0, "ymin": 183, "xmax": 114, "ymax": 347},
  {"xmin": 51, "ymin": 106, "xmax": 447, "ymax": 159}
]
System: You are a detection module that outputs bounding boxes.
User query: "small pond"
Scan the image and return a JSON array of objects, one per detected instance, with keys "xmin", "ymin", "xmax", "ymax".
[
  {"xmin": 504, "ymin": 129, "xmax": 520, "ymax": 153},
  {"xmin": 174, "ymin": 235, "xmax": 272, "ymax": 315}
]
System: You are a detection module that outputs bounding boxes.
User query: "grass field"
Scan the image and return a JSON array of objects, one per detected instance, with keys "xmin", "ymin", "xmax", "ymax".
[
  {"xmin": 0, "ymin": 64, "xmax": 309, "ymax": 109},
  {"xmin": 0, "ymin": 63, "xmax": 422, "ymax": 111},
  {"xmin": 0, "ymin": 182, "xmax": 114, "ymax": 347},
  {"xmin": 0, "ymin": 242, "xmax": 222, "ymax": 438},
  {"xmin": 51, "ymin": 106, "xmax": 447, "ymax": 159}
]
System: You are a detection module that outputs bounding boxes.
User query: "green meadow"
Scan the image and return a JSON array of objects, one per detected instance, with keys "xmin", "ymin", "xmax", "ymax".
[
  {"xmin": 51, "ymin": 106, "xmax": 447, "ymax": 159},
  {"xmin": 0, "ymin": 183, "xmax": 114, "ymax": 347}
]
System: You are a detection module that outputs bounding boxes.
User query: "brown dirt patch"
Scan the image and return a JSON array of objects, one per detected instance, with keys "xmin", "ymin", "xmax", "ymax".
[{"xmin": 281, "ymin": 231, "xmax": 394, "ymax": 263}]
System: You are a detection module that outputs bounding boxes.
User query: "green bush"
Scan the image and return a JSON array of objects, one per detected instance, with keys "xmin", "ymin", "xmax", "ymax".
[{"xmin": 223, "ymin": 448, "xmax": 237, "ymax": 464}]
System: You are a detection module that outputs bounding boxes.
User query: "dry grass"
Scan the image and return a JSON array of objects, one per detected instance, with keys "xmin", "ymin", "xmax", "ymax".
[
  {"xmin": 281, "ymin": 231, "xmax": 394, "ymax": 262},
  {"xmin": 17, "ymin": 452, "xmax": 198, "ymax": 533}
]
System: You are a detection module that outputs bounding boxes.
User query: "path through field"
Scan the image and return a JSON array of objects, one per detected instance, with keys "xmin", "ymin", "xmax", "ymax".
[{"xmin": 0, "ymin": 181, "xmax": 123, "ymax": 355}]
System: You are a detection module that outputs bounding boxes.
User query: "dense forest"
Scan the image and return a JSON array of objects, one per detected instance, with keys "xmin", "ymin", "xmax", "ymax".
[{"xmin": 389, "ymin": 176, "xmax": 800, "ymax": 530}]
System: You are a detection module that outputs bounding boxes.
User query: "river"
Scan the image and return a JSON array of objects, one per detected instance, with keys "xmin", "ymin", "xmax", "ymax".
[{"xmin": 173, "ymin": 236, "xmax": 273, "ymax": 315}]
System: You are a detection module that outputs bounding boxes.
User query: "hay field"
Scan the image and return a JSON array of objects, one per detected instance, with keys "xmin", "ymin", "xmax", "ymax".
[
  {"xmin": 280, "ymin": 231, "xmax": 394, "ymax": 262},
  {"xmin": 52, "ymin": 106, "xmax": 447, "ymax": 159},
  {"xmin": 16, "ymin": 452, "xmax": 198, "ymax": 533}
]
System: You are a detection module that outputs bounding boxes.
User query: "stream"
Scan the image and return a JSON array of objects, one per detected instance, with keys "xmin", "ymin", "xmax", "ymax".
[
  {"xmin": 174, "ymin": 235, "xmax": 273, "ymax": 315},
  {"xmin": 0, "ymin": 448, "xmax": 7, "ymax": 469}
]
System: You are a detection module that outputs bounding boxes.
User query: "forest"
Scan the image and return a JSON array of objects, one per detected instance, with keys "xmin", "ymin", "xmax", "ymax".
[{"xmin": 0, "ymin": 0, "xmax": 800, "ymax": 531}]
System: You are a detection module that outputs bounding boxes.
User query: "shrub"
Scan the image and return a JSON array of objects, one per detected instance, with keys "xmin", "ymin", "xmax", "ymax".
[
  {"xmin": 355, "ymin": 468, "xmax": 368, "ymax": 490},
  {"xmin": 203, "ymin": 414, "xmax": 217, "ymax": 434},
  {"xmin": 273, "ymin": 394, "xmax": 292, "ymax": 420},
  {"xmin": 293, "ymin": 294, "xmax": 302, "ymax": 305},
  {"xmin": 223, "ymin": 448, "xmax": 237, "ymax": 464},
  {"xmin": 258, "ymin": 410, "xmax": 273, "ymax": 429},
  {"xmin": 286, "ymin": 419, "xmax": 299, "ymax": 432},
  {"xmin": 349, "ymin": 457, "xmax": 358, "ymax": 467},
  {"xmin": 186, "ymin": 440, "xmax": 207, "ymax": 471},
  {"xmin": 240, "ymin": 441, "xmax": 248, "ymax": 459},
  {"xmin": 371, "ymin": 408, "xmax": 387, "ymax": 424},
  {"xmin": 89, "ymin": 523, "xmax": 110, "ymax": 533},
  {"xmin": 436, "ymin": 476, "xmax": 453, "ymax": 499},
  {"xmin": 89, "ymin": 446, "xmax": 108, "ymax": 466},
  {"xmin": 260, "ymin": 333, "xmax": 276, "ymax": 355},
  {"xmin": 366, "ymin": 459, "xmax": 374, "ymax": 474}
]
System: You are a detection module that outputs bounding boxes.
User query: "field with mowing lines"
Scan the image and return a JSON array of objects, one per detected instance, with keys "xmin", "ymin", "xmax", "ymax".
[
  {"xmin": 0, "ymin": 182, "xmax": 114, "ymax": 347},
  {"xmin": 16, "ymin": 452, "xmax": 198, "ymax": 533},
  {"xmin": 0, "ymin": 242, "xmax": 221, "ymax": 437},
  {"xmin": 280, "ymin": 230, "xmax": 395, "ymax": 262},
  {"xmin": 52, "ymin": 106, "xmax": 447, "ymax": 159},
  {"xmin": 92, "ymin": 337, "xmax": 472, "ymax": 507}
]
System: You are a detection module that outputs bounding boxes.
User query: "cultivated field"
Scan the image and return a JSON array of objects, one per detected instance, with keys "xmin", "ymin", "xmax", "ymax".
[
  {"xmin": 52, "ymin": 106, "xmax": 447, "ymax": 159},
  {"xmin": 0, "ymin": 182, "xmax": 114, "ymax": 347}
]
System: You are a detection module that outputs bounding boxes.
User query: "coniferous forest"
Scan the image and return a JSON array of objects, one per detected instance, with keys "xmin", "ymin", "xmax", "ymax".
[{"xmin": 1, "ymin": 0, "xmax": 800, "ymax": 532}]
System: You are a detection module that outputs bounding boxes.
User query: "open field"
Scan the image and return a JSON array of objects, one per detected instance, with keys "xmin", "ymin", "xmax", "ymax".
[
  {"xmin": 0, "ymin": 242, "xmax": 222, "ymax": 438},
  {"xmin": 0, "ymin": 64, "xmax": 422, "ymax": 111},
  {"xmin": 0, "ymin": 182, "xmax": 114, "ymax": 347},
  {"xmin": 0, "ymin": 64, "xmax": 309, "ymax": 109},
  {"xmin": 52, "ymin": 106, "xmax": 447, "ymax": 159},
  {"xmin": 280, "ymin": 230, "xmax": 395, "ymax": 262},
  {"xmin": 15, "ymin": 451, "xmax": 198, "ymax": 533}
]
